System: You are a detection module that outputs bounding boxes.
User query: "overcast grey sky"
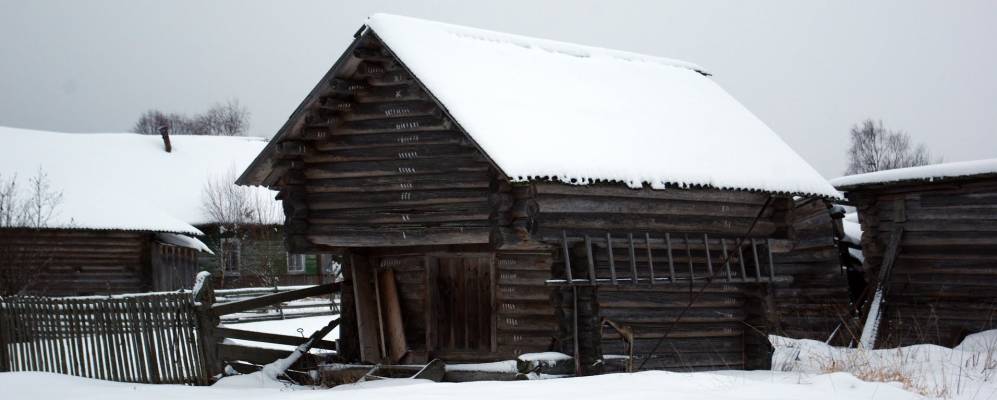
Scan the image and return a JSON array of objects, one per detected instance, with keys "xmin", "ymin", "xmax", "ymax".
[{"xmin": 1, "ymin": 0, "xmax": 994, "ymax": 178}]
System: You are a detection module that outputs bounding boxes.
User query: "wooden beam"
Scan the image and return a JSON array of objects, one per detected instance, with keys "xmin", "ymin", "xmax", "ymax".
[
  {"xmin": 378, "ymin": 269, "xmax": 408, "ymax": 363},
  {"xmin": 214, "ymin": 326, "xmax": 338, "ymax": 351},
  {"xmin": 210, "ymin": 282, "xmax": 340, "ymax": 317}
]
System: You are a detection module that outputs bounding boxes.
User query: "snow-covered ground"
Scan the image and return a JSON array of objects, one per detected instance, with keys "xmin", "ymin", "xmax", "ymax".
[
  {"xmin": 2, "ymin": 369, "xmax": 924, "ymax": 400},
  {"xmin": 772, "ymin": 331, "xmax": 997, "ymax": 399},
  {"xmin": 6, "ymin": 324, "xmax": 997, "ymax": 399}
]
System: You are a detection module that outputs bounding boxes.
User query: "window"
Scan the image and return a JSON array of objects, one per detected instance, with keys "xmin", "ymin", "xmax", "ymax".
[
  {"xmin": 220, "ymin": 238, "xmax": 241, "ymax": 274},
  {"xmin": 287, "ymin": 253, "xmax": 307, "ymax": 274}
]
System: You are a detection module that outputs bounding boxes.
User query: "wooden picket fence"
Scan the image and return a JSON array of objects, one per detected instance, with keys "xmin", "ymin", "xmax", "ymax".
[{"xmin": 0, "ymin": 293, "xmax": 209, "ymax": 385}]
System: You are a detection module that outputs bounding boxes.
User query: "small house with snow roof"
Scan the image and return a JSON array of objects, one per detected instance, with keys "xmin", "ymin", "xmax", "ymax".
[
  {"xmin": 833, "ymin": 159, "xmax": 997, "ymax": 349},
  {"xmin": 238, "ymin": 14, "xmax": 848, "ymax": 372},
  {"xmin": 0, "ymin": 127, "xmax": 330, "ymax": 296}
]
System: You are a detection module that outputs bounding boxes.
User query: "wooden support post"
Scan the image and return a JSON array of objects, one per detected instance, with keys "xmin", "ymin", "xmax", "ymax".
[
  {"xmin": 572, "ymin": 286, "xmax": 581, "ymax": 376},
  {"xmin": 721, "ymin": 239, "xmax": 733, "ymax": 281},
  {"xmin": 191, "ymin": 272, "xmax": 221, "ymax": 381},
  {"xmin": 351, "ymin": 254, "xmax": 383, "ymax": 363},
  {"xmin": 703, "ymin": 234, "xmax": 714, "ymax": 277},
  {"xmin": 684, "ymin": 234, "xmax": 694, "ymax": 281},
  {"xmin": 628, "ymin": 233, "xmax": 638, "ymax": 284},
  {"xmin": 751, "ymin": 239, "xmax": 762, "ymax": 282},
  {"xmin": 645, "ymin": 233, "xmax": 656, "ymax": 285},
  {"xmin": 665, "ymin": 233, "xmax": 676, "ymax": 282},
  {"xmin": 373, "ymin": 270, "xmax": 387, "ymax": 359},
  {"xmin": 738, "ymin": 245, "xmax": 748, "ymax": 282},
  {"xmin": 379, "ymin": 269, "xmax": 407, "ymax": 363},
  {"xmin": 585, "ymin": 235, "xmax": 597, "ymax": 285},
  {"xmin": 606, "ymin": 233, "xmax": 617, "ymax": 285},
  {"xmin": 766, "ymin": 239, "xmax": 776, "ymax": 281},
  {"xmin": 562, "ymin": 230, "xmax": 574, "ymax": 283}
]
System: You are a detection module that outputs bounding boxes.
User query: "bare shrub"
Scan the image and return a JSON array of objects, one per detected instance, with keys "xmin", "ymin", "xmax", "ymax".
[
  {"xmin": 0, "ymin": 169, "xmax": 64, "ymax": 295},
  {"xmin": 202, "ymin": 168, "xmax": 282, "ymax": 286}
]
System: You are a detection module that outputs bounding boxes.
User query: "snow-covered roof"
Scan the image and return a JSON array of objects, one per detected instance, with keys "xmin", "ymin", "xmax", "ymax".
[
  {"xmin": 831, "ymin": 158, "xmax": 997, "ymax": 190},
  {"xmin": 358, "ymin": 14, "xmax": 840, "ymax": 198},
  {"xmin": 0, "ymin": 126, "xmax": 282, "ymax": 235}
]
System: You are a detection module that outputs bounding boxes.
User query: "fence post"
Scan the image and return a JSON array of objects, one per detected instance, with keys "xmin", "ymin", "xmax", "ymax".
[
  {"xmin": 0, "ymin": 298, "xmax": 9, "ymax": 372},
  {"xmin": 192, "ymin": 271, "xmax": 222, "ymax": 381}
]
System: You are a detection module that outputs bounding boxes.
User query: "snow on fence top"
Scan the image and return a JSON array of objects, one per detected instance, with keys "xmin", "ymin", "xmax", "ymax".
[
  {"xmin": 364, "ymin": 14, "xmax": 840, "ymax": 199},
  {"xmin": 831, "ymin": 158, "xmax": 997, "ymax": 190},
  {"xmin": 0, "ymin": 126, "xmax": 281, "ymax": 234}
]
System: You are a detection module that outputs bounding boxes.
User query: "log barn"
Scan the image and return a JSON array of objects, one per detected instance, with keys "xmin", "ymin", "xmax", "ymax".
[
  {"xmin": 833, "ymin": 159, "xmax": 997, "ymax": 348},
  {"xmin": 0, "ymin": 126, "xmax": 316, "ymax": 296},
  {"xmin": 237, "ymin": 14, "xmax": 848, "ymax": 372}
]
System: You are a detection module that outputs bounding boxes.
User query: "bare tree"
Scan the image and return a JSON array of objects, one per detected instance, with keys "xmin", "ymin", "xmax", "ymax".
[
  {"xmin": 133, "ymin": 110, "xmax": 197, "ymax": 136},
  {"xmin": 0, "ymin": 169, "xmax": 64, "ymax": 295},
  {"xmin": 133, "ymin": 99, "xmax": 249, "ymax": 136},
  {"xmin": 202, "ymin": 169, "xmax": 282, "ymax": 286},
  {"xmin": 845, "ymin": 119, "xmax": 936, "ymax": 175},
  {"xmin": 195, "ymin": 100, "xmax": 250, "ymax": 136}
]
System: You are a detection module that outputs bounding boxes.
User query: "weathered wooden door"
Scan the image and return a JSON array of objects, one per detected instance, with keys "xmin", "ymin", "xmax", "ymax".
[{"xmin": 425, "ymin": 255, "xmax": 495, "ymax": 357}]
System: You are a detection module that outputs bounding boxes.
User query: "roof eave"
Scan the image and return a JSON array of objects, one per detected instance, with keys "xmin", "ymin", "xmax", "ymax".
[{"xmin": 236, "ymin": 25, "xmax": 370, "ymax": 187}]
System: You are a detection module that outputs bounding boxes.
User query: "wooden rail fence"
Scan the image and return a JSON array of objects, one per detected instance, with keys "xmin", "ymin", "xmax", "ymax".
[
  {"xmin": 0, "ymin": 275, "xmax": 343, "ymax": 385},
  {"xmin": 213, "ymin": 285, "xmax": 341, "ymax": 323},
  {"xmin": 0, "ymin": 293, "xmax": 209, "ymax": 385}
]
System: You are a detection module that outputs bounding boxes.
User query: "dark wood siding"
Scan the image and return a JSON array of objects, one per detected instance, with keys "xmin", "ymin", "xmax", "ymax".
[
  {"xmin": 0, "ymin": 229, "xmax": 149, "ymax": 296},
  {"xmin": 848, "ymin": 178, "xmax": 997, "ymax": 347},
  {"xmin": 268, "ymin": 35, "xmax": 497, "ymax": 251}
]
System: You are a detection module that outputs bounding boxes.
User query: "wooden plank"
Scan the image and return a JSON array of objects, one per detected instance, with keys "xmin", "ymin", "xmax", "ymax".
[
  {"xmin": 585, "ymin": 235, "xmax": 596, "ymax": 284},
  {"xmin": 628, "ymin": 233, "xmax": 638, "ymax": 285},
  {"xmin": 703, "ymin": 234, "xmax": 714, "ymax": 277},
  {"xmin": 561, "ymin": 231, "xmax": 573, "ymax": 282},
  {"xmin": 721, "ymin": 239, "xmax": 733, "ymax": 281},
  {"xmin": 215, "ymin": 327, "xmax": 338, "ymax": 350},
  {"xmin": 378, "ymin": 269, "xmax": 408, "ymax": 362},
  {"xmin": 211, "ymin": 282, "xmax": 340, "ymax": 316},
  {"xmin": 751, "ymin": 239, "xmax": 762, "ymax": 282},
  {"xmin": 665, "ymin": 233, "xmax": 676, "ymax": 282},
  {"xmin": 351, "ymin": 254, "xmax": 382, "ymax": 362},
  {"xmin": 606, "ymin": 233, "xmax": 618, "ymax": 284},
  {"xmin": 685, "ymin": 234, "xmax": 695, "ymax": 281},
  {"xmin": 767, "ymin": 239, "xmax": 776, "ymax": 281},
  {"xmin": 646, "ymin": 233, "xmax": 656, "ymax": 285},
  {"xmin": 424, "ymin": 256, "xmax": 438, "ymax": 356}
]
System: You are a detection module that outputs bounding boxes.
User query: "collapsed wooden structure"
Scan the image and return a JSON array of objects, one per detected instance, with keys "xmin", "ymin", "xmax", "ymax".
[
  {"xmin": 237, "ymin": 14, "xmax": 848, "ymax": 372},
  {"xmin": 833, "ymin": 159, "xmax": 997, "ymax": 348}
]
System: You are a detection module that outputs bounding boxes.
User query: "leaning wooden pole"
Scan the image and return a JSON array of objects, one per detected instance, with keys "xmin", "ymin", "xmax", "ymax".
[
  {"xmin": 192, "ymin": 271, "xmax": 221, "ymax": 382},
  {"xmin": 858, "ymin": 225, "xmax": 904, "ymax": 349}
]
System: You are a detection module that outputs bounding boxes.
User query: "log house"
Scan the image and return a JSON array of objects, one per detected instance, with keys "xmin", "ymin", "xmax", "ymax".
[
  {"xmin": 0, "ymin": 127, "xmax": 325, "ymax": 295},
  {"xmin": 833, "ymin": 159, "xmax": 997, "ymax": 348},
  {"xmin": 237, "ymin": 14, "xmax": 848, "ymax": 372}
]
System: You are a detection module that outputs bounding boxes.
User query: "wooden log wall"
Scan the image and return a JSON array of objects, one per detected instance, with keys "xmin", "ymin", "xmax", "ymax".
[
  {"xmin": 494, "ymin": 252, "xmax": 558, "ymax": 358},
  {"xmin": 734, "ymin": 199, "xmax": 852, "ymax": 369},
  {"xmin": 848, "ymin": 178, "xmax": 997, "ymax": 347},
  {"xmin": 267, "ymin": 35, "xmax": 497, "ymax": 251},
  {"xmin": 0, "ymin": 229, "xmax": 150, "ymax": 296},
  {"xmin": 150, "ymin": 242, "xmax": 198, "ymax": 292},
  {"xmin": 769, "ymin": 200, "xmax": 851, "ymax": 344}
]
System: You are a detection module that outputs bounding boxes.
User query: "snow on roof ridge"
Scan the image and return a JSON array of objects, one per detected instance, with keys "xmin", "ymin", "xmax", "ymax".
[
  {"xmin": 361, "ymin": 14, "xmax": 839, "ymax": 199},
  {"xmin": 831, "ymin": 158, "xmax": 997, "ymax": 189},
  {"xmin": 366, "ymin": 13, "xmax": 708, "ymax": 75},
  {"xmin": 0, "ymin": 126, "xmax": 281, "ymax": 234}
]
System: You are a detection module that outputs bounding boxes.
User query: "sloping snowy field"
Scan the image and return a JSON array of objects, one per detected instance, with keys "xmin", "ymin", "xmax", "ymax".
[{"xmin": 2, "ymin": 370, "xmax": 923, "ymax": 400}]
